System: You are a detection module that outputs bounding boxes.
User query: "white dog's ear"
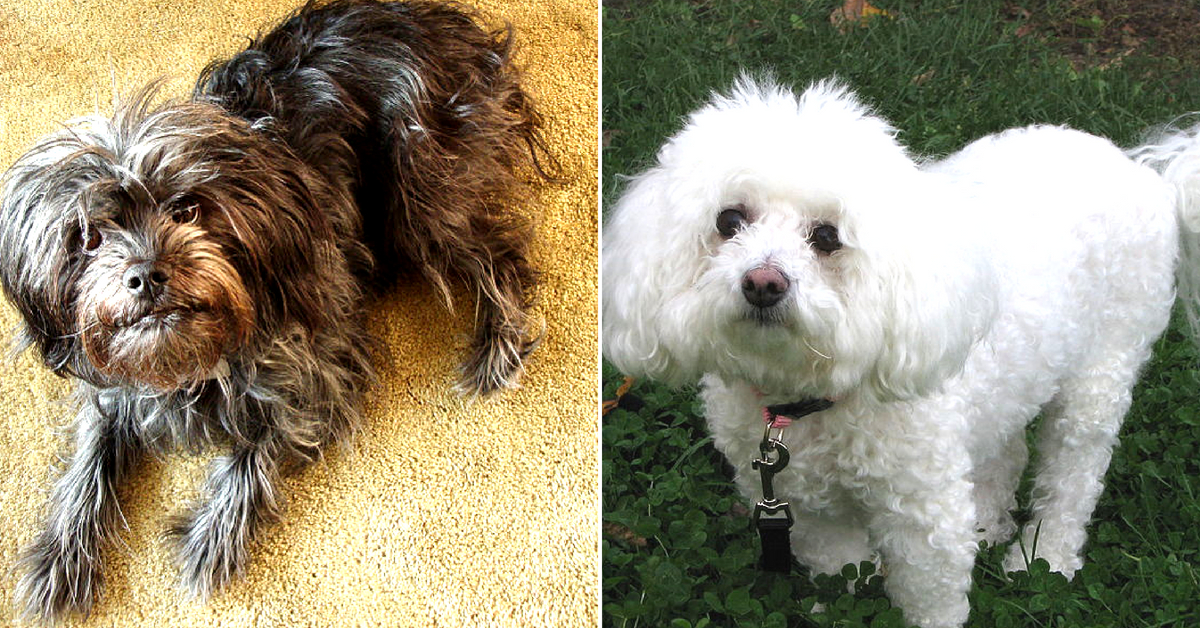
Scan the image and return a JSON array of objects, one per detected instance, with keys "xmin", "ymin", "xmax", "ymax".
[
  {"xmin": 854, "ymin": 209, "xmax": 998, "ymax": 401},
  {"xmin": 602, "ymin": 168, "xmax": 704, "ymax": 387}
]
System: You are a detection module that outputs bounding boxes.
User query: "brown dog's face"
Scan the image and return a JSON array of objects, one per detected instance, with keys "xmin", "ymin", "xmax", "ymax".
[
  {"xmin": 0, "ymin": 89, "xmax": 341, "ymax": 391},
  {"xmin": 72, "ymin": 189, "xmax": 253, "ymax": 390}
]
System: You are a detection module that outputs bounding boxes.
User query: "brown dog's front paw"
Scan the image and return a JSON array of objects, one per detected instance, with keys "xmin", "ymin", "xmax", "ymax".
[
  {"xmin": 14, "ymin": 529, "xmax": 101, "ymax": 624},
  {"xmin": 168, "ymin": 507, "xmax": 250, "ymax": 599}
]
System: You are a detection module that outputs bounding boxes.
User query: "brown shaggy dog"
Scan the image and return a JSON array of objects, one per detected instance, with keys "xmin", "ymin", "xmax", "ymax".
[{"xmin": 0, "ymin": 0, "xmax": 551, "ymax": 621}]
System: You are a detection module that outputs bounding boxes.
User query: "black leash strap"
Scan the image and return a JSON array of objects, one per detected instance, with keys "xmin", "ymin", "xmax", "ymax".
[
  {"xmin": 752, "ymin": 399, "xmax": 833, "ymax": 573},
  {"xmin": 755, "ymin": 514, "xmax": 794, "ymax": 572}
]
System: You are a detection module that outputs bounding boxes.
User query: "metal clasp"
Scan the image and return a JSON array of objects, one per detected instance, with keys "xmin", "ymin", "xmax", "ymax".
[{"xmin": 752, "ymin": 423, "xmax": 793, "ymax": 526}]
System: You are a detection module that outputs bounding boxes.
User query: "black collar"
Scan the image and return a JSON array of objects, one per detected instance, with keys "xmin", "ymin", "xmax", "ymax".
[{"xmin": 764, "ymin": 398, "xmax": 834, "ymax": 420}]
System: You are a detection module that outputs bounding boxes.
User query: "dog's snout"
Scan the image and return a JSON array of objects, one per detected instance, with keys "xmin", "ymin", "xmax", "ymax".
[
  {"xmin": 123, "ymin": 261, "xmax": 171, "ymax": 300},
  {"xmin": 741, "ymin": 266, "xmax": 789, "ymax": 308}
]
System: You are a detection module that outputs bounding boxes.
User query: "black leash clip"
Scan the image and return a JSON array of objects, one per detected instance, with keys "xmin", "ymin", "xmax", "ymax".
[{"xmin": 752, "ymin": 422, "xmax": 794, "ymax": 572}]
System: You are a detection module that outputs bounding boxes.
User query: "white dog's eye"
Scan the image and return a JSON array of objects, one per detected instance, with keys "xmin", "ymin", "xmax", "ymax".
[
  {"xmin": 808, "ymin": 223, "xmax": 842, "ymax": 254},
  {"xmin": 716, "ymin": 206, "xmax": 748, "ymax": 238}
]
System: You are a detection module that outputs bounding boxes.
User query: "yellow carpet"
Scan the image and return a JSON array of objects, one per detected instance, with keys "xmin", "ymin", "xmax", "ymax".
[{"xmin": 0, "ymin": 0, "xmax": 597, "ymax": 626}]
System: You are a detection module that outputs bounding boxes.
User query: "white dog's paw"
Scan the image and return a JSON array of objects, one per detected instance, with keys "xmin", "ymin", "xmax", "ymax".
[
  {"xmin": 1002, "ymin": 540, "xmax": 1082, "ymax": 578},
  {"xmin": 975, "ymin": 514, "xmax": 1017, "ymax": 546}
]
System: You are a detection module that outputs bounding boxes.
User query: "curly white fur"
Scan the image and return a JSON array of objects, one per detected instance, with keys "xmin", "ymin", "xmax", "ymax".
[{"xmin": 602, "ymin": 77, "xmax": 1200, "ymax": 628}]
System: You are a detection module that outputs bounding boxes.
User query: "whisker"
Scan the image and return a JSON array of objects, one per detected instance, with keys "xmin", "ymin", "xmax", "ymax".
[{"xmin": 803, "ymin": 337, "xmax": 832, "ymax": 360}]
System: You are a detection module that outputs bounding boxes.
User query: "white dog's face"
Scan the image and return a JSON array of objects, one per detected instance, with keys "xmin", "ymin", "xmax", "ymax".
[{"xmin": 603, "ymin": 79, "xmax": 997, "ymax": 402}]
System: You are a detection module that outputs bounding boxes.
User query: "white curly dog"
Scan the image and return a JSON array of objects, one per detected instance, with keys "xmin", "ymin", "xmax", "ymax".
[{"xmin": 602, "ymin": 78, "xmax": 1200, "ymax": 628}]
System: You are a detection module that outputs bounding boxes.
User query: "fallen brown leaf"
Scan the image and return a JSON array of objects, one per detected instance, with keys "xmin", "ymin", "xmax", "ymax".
[
  {"xmin": 603, "ymin": 521, "xmax": 649, "ymax": 547},
  {"xmin": 601, "ymin": 375, "xmax": 637, "ymax": 416},
  {"xmin": 830, "ymin": 0, "xmax": 894, "ymax": 32},
  {"xmin": 911, "ymin": 68, "xmax": 936, "ymax": 85},
  {"xmin": 602, "ymin": 128, "xmax": 621, "ymax": 149}
]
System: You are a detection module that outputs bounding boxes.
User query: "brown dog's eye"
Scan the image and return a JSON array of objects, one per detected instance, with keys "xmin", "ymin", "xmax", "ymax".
[
  {"xmin": 171, "ymin": 203, "xmax": 199, "ymax": 224},
  {"xmin": 82, "ymin": 228, "xmax": 102, "ymax": 254},
  {"xmin": 716, "ymin": 206, "xmax": 748, "ymax": 238},
  {"xmin": 809, "ymin": 223, "xmax": 841, "ymax": 254}
]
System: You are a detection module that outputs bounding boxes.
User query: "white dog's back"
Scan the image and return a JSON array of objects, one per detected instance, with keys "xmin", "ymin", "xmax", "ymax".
[{"xmin": 926, "ymin": 124, "xmax": 1178, "ymax": 422}]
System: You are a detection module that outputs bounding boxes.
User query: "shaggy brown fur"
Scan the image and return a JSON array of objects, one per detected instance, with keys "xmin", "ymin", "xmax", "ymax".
[{"xmin": 197, "ymin": 0, "xmax": 555, "ymax": 392}]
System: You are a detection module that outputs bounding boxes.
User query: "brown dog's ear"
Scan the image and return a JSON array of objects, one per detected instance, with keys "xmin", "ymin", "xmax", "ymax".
[
  {"xmin": 4, "ymin": 285, "xmax": 82, "ymax": 378},
  {"xmin": 0, "ymin": 125, "xmax": 97, "ymax": 381}
]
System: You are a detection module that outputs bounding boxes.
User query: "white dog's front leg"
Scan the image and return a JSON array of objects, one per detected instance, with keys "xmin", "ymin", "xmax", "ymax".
[
  {"xmin": 863, "ymin": 476, "xmax": 977, "ymax": 628},
  {"xmin": 790, "ymin": 509, "xmax": 873, "ymax": 577}
]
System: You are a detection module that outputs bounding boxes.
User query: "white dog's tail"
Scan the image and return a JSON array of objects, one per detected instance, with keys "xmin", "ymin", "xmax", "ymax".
[{"xmin": 1130, "ymin": 121, "xmax": 1200, "ymax": 336}]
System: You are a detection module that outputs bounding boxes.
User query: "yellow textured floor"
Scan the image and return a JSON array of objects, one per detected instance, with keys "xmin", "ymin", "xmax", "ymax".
[{"xmin": 0, "ymin": 0, "xmax": 598, "ymax": 626}]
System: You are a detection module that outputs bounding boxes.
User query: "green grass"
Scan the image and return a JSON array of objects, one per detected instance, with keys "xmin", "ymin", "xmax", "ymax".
[{"xmin": 601, "ymin": 1, "xmax": 1200, "ymax": 626}]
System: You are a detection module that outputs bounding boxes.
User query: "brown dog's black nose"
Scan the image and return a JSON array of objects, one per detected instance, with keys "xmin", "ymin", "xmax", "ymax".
[
  {"xmin": 741, "ymin": 266, "xmax": 789, "ymax": 308},
  {"xmin": 123, "ymin": 261, "xmax": 171, "ymax": 301}
]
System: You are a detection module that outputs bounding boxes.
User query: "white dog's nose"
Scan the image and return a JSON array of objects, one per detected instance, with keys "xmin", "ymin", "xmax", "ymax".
[{"xmin": 741, "ymin": 266, "xmax": 789, "ymax": 308}]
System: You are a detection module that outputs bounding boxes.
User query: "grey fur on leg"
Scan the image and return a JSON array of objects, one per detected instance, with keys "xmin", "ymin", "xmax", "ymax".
[
  {"xmin": 169, "ymin": 442, "xmax": 281, "ymax": 598},
  {"xmin": 15, "ymin": 394, "xmax": 138, "ymax": 624}
]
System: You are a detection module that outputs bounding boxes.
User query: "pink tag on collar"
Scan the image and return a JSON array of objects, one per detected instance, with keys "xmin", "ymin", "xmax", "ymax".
[
  {"xmin": 762, "ymin": 399, "xmax": 835, "ymax": 428},
  {"xmin": 762, "ymin": 407, "xmax": 793, "ymax": 428}
]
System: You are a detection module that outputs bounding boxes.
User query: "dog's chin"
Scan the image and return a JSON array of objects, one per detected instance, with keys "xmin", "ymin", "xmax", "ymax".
[
  {"xmin": 84, "ymin": 310, "xmax": 238, "ymax": 391},
  {"xmin": 712, "ymin": 303, "xmax": 854, "ymax": 399},
  {"xmin": 734, "ymin": 304, "xmax": 794, "ymax": 330}
]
